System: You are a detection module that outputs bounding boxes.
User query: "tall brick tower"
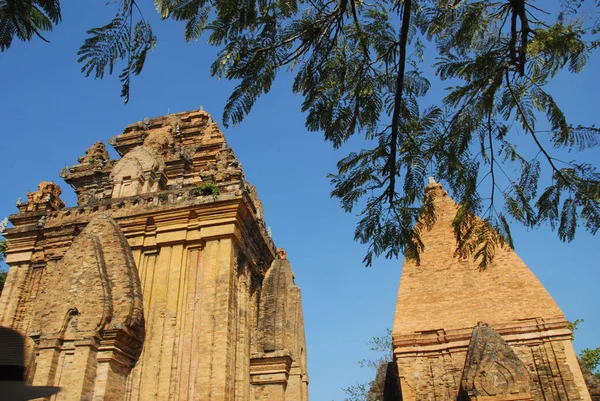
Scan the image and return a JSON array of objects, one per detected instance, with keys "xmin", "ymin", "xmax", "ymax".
[
  {"xmin": 392, "ymin": 180, "xmax": 591, "ymax": 401},
  {"xmin": 0, "ymin": 110, "xmax": 308, "ymax": 401}
]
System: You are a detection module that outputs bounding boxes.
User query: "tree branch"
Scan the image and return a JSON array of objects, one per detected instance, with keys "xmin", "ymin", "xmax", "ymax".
[
  {"xmin": 350, "ymin": 0, "xmax": 370, "ymax": 59},
  {"xmin": 388, "ymin": 0, "xmax": 412, "ymax": 204},
  {"xmin": 504, "ymin": 69, "xmax": 569, "ymax": 186},
  {"xmin": 488, "ymin": 110, "xmax": 496, "ymax": 216}
]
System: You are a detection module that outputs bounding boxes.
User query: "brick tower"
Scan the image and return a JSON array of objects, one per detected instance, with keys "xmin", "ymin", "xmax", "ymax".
[
  {"xmin": 0, "ymin": 110, "xmax": 309, "ymax": 401},
  {"xmin": 392, "ymin": 180, "xmax": 591, "ymax": 400}
]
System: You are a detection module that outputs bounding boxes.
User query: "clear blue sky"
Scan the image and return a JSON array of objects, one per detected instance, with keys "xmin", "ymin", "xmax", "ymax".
[{"xmin": 0, "ymin": 3, "xmax": 598, "ymax": 400}]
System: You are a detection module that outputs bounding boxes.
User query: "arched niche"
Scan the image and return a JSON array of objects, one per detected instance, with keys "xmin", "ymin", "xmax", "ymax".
[{"xmin": 110, "ymin": 146, "xmax": 166, "ymax": 198}]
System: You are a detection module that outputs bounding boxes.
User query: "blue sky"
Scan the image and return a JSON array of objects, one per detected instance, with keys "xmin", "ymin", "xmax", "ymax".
[{"xmin": 1, "ymin": 2, "xmax": 598, "ymax": 400}]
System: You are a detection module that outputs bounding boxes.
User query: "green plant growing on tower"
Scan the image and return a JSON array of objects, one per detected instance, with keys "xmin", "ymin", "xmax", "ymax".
[
  {"xmin": 580, "ymin": 347, "xmax": 600, "ymax": 378},
  {"xmin": 568, "ymin": 318, "xmax": 600, "ymax": 378},
  {"xmin": 0, "ymin": 239, "xmax": 8, "ymax": 295},
  {"xmin": 196, "ymin": 182, "xmax": 220, "ymax": 197},
  {"xmin": 0, "ymin": 239, "xmax": 7, "ymax": 261},
  {"xmin": 343, "ymin": 329, "xmax": 393, "ymax": 400}
]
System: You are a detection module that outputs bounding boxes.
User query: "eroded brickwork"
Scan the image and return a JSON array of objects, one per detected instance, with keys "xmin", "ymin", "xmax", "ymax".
[
  {"xmin": 580, "ymin": 361, "xmax": 600, "ymax": 401},
  {"xmin": 392, "ymin": 181, "xmax": 591, "ymax": 401},
  {"xmin": 367, "ymin": 362, "xmax": 402, "ymax": 401},
  {"xmin": 0, "ymin": 109, "xmax": 308, "ymax": 401},
  {"xmin": 252, "ymin": 258, "xmax": 309, "ymax": 401}
]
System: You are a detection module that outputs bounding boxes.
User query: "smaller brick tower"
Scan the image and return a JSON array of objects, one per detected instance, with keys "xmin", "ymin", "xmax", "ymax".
[{"xmin": 392, "ymin": 180, "xmax": 591, "ymax": 401}]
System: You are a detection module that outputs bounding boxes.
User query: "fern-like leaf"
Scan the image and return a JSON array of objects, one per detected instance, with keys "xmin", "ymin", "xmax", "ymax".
[{"xmin": 78, "ymin": 16, "xmax": 131, "ymax": 79}]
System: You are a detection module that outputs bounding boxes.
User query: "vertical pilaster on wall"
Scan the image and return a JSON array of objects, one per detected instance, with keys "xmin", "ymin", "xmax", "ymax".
[
  {"xmin": 127, "ymin": 249, "xmax": 156, "ymax": 401},
  {"xmin": 31, "ymin": 338, "xmax": 99, "ymax": 401},
  {"xmin": 0, "ymin": 242, "xmax": 49, "ymax": 376},
  {"xmin": 131, "ymin": 233, "xmax": 241, "ymax": 401},
  {"xmin": 156, "ymin": 243, "xmax": 184, "ymax": 399},
  {"xmin": 138, "ymin": 246, "xmax": 168, "ymax": 399},
  {"xmin": 94, "ymin": 352, "xmax": 129, "ymax": 400},
  {"xmin": 0, "ymin": 262, "xmax": 29, "ymax": 326},
  {"xmin": 176, "ymin": 246, "xmax": 204, "ymax": 399},
  {"xmin": 234, "ymin": 248, "xmax": 251, "ymax": 401},
  {"xmin": 206, "ymin": 237, "xmax": 236, "ymax": 401},
  {"xmin": 60, "ymin": 342, "xmax": 98, "ymax": 401},
  {"xmin": 30, "ymin": 344, "xmax": 61, "ymax": 388}
]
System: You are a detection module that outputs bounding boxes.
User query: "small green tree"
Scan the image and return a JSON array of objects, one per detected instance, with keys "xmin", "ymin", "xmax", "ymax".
[
  {"xmin": 0, "ymin": 239, "xmax": 8, "ymax": 295},
  {"xmin": 196, "ymin": 182, "xmax": 221, "ymax": 197},
  {"xmin": 567, "ymin": 318, "xmax": 585, "ymax": 339},
  {"xmin": 568, "ymin": 319, "xmax": 600, "ymax": 378},
  {"xmin": 0, "ymin": 239, "xmax": 7, "ymax": 260},
  {"xmin": 580, "ymin": 347, "xmax": 600, "ymax": 378},
  {"xmin": 343, "ymin": 329, "xmax": 392, "ymax": 401}
]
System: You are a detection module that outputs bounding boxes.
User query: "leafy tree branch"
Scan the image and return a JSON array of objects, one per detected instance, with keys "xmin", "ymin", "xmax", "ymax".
[{"xmin": 2, "ymin": 0, "xmax": 599, "ymax": 268}]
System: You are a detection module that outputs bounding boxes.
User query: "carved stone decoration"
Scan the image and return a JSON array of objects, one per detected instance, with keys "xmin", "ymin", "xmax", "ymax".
[
  {"xmin": 458, "ymin": 323, "xmax": 533, "ymax": 401},
  {"xmin": 59, "ymin": 165, "xmax": 71, "ymax": 178},
  {"xmin": 277, "ymin": 248, "xmax": 288, "ymax": 260},
  {"xmin": 30, "ymin": 214, "xmax": 144, "ymax": 401},
  {"xmin": 0, "ymin": 216, "xmax": 8, "ymax": 233},
  {"xmin": 21, "ymin": 181, "xmax": 65, "ymax": 212},
  {"xmin": 143, "ymin": 131, "xmax": 172, "ymax": 155},
  {"xmin": 77, "ymin": 141, "xmax": 110, "ymax": 164},
  {"xmin": 110, "ymin": 146, "xmax": 166, "ymax": 198}
]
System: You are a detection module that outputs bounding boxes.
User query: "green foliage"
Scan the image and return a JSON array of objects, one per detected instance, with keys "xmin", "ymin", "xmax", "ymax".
[
  {"xmin": 77, "ymin": 1, "xmax": 156, "ymax": 103},
  {"xmin": 5, "ymin": 0, "xmax": 600, "ymax": 267},
  {"xmin": 0, "ymin": 239, "xmax": 7, "ymax": 260},
  {"xmin": 343, "ymin": 329, "xmax": 392, "ymax": 401},
  {"xmin": 88, "ymin": 1, "xmax": 600, "ymax": 267},
  {"xmin": 155, "ymin": 0, "xmax": 598, "ymax": 268},
  {"xmin": 0, "ymin": 0, "xmax": 62, "ymax": 51},
  {"xmin": 196, "ymin": 182, "xmax": 220, "ymax": 197},
  {"xmin": 580, "ymin": 347, "xmax": 600, "ymax": 377},
  {"xmin": 343, "ymin": 382, "xmax": 369, "ymax": 401},
  {"xmin": 357, "ymin": 328, "xmax": 392, "ymax": 369},
  {"xmin": 568, "ymin": 318, "xmax": 600, "ymax": 377},
  {"xmin": 0, "ymin": 239, "xmax": 8, "ymax": 295},
  {"xmin": 0, "ymin": 270, "xmax": 5, "ymax": 296},
  {"xmin": 568, "ymin": 318, "xmax": 584, "ymax": 339},
  {"xmin": 158, "ymin": 193, "xmax": 169, "ymax": 202}
]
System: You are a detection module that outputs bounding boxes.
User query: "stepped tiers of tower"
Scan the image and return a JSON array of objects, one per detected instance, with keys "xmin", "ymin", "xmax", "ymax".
[
  {"xmin": 0, "ymin": 109, "xmax": 308, "ymax": 401},
  {"xmin": 387, "ymin": 181, "xmax": 592, "ymax": 401}
]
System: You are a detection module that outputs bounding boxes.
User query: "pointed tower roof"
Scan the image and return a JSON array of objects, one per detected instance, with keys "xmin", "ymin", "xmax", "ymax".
[{"xmin": 393, "ymin": 181, "xmax": 565, "ymax": 342}]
